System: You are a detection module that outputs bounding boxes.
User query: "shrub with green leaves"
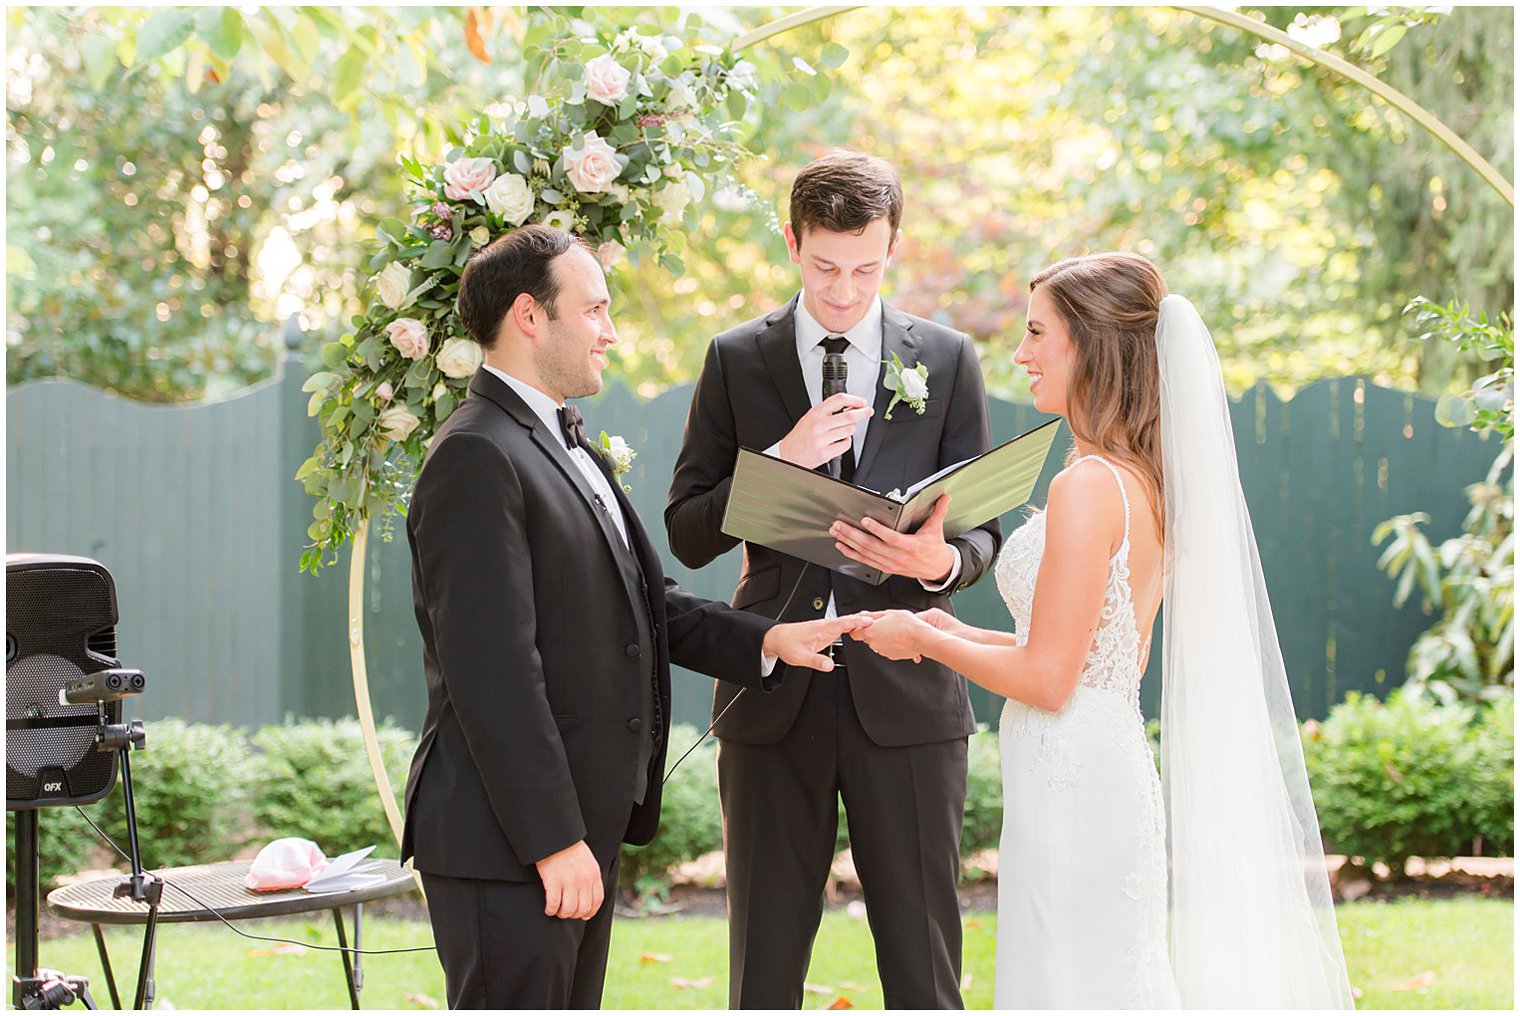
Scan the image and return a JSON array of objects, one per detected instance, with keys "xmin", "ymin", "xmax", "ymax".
[
  {"xmin": 1465, "ymin": 695, "xmax": 1515, "ymax": 854},
  {"xmin": 93, "ymin": 718, "xmax": 254, "ymax": 870},
  {"xmin": 250, "ymin": 717, "xmax": 415, "ymax": 858},
  {"xmin": 620, "ymin": 725, "xmax": 724, "ymax": 896},
  {"xmin": 961, "ymin": 729, "xmax": 1004, "ymax": 854},
  {"xmin": 1303, "ymin": 690, "xmax": 1490, "ymax": 865}
]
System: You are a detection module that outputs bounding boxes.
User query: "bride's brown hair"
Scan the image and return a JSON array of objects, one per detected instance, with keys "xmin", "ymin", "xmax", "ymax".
[{"xmin": 1029, "ymin": 252, "xmax": 1167, "ymax": 538}]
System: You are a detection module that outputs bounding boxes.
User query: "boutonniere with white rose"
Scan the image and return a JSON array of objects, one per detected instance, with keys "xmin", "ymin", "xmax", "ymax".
[
  {"xmin": 597, "ymin": 431, "xmax": 637, "ymax": 492},
  {"xmin": 882, "ymin": 352, "xmax": 930, "ymax": 420}
]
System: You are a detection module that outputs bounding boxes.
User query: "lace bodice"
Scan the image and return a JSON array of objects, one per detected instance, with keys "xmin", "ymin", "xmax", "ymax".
[{"xmin": 994, "ymin": 455, "xmax": 1147, "ymax": 711}]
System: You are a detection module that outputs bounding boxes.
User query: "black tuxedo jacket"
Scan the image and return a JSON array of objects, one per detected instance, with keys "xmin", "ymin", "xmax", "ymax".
[
  {"xmin": 665, "ymin": 298, "xmax": 1001, "ymax": 747},
  {"xmin": 402, "ymin": 368, "xmax": 776, "ymax": 883}
]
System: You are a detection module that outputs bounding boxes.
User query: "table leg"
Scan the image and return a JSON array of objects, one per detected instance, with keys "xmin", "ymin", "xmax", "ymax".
[
  {"xmin": 91, "ymin": 924, "xmax": 122, "ymax": 1010},
  {"xmin": 331, "ymin": 908, "xmax": 361, "ymax": 1009}
]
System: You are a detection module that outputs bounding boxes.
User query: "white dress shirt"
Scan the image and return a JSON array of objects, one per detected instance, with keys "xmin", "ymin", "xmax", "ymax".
[
  {"xmin": 769, "ymin": 295, "xmax": 963, "ymax": 615},
  {"xmin": 482, "ymin": 364, "xmax": 630, "ymax": 548}
]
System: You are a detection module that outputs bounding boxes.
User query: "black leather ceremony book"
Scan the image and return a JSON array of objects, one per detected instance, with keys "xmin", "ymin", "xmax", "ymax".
[{"xmin": 721, "ymin": 418, "xmax": 1063, "ymax": 586}]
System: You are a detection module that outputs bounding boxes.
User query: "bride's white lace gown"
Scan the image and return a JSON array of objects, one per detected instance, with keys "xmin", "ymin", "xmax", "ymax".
[{"xmin": 993, "ymin": 456, "xmax": 1180, "ymax": 1008}]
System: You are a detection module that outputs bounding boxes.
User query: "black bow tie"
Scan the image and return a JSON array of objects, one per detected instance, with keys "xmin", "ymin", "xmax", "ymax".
[{"xmin": 557, "ymin": 405, "xmax": 587, "ymax": 451}]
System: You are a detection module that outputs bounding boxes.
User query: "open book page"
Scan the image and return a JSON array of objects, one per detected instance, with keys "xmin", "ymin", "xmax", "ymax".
[{"xmin": 303, "ymin": 845, "xmax": 385, "ymax": 895}]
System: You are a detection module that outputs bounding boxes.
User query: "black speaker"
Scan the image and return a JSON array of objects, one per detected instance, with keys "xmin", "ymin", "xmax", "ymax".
[{"xmin": 6, "ymin": 553, "xmax": 123, "ymax": 810}]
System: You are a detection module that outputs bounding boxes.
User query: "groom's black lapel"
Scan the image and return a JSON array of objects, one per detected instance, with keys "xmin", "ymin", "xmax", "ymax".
[
  {"xmin": 467, "ymin": 369, "xmax": 632, "ymax": 584},
  {"xmin": 856, "ymin": 303, "xmax": 919, "ymax": 479},
  {"xmin": 755, "ymin": 296, "xmax": 812, "ymax": 425}
]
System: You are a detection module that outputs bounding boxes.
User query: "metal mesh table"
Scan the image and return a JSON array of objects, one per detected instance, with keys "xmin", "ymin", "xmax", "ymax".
[{"xmin": 47, "ymin": 859, "xmax": 418, "ymax": 1009}]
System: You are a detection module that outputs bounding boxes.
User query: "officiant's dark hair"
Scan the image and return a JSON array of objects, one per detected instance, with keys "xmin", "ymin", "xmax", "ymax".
[
  {"xmin": 789, "ymin": 150, "xmax": 903, "ymax": 239},
  {"xmin": 458, "ymin": 225, "xmax": 591, "ymax": 348},
  {"xmin": 1030, "ymin": 253, "xmax": 1168, "ymax": 538}
]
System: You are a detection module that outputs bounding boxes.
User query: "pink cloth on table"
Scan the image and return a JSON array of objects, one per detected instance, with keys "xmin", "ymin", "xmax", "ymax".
[{"xmin": 245, "ymin": 837, "xmax": 328, "ymax": 891}]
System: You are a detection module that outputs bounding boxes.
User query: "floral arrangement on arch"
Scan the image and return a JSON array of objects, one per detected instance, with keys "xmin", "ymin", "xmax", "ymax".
[{"xmin": 297, "ymin": 28, "xmax": 762, "ymax": 573}]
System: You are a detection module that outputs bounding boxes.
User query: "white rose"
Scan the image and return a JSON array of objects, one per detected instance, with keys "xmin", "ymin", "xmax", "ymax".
[
  {"xmin": 616, "ymin": 29, "xmax": 667, "ymax": 59},
  {"xmin": 653, "ymin": 179, "xmax": 691, "ymax": 225},
  {"xmin": 442, "ymin": 156, "xmax": 497, "ymax": 204},
  {"xmin": 542, "ymin": 209, "xmax": 575, "ymax": 231},
  {"xmin": 562, "ymin": 132, "xmax": 622, "ymax": 194},
  {"xmin": 385, "ymin": 317, "xmax": 429, "ymax": 360},
  {"xmin": 583, "ymin": 54, "xmax": 631, "ymax": 106},
  {"xmin": 728, "ymin": 60, "xmax": 758, "ymax": 92},
  {"xmin": 666, "ymin": 76, "xmax": 698, "ymax": 110},
  {"xmin": 377, "ymin": 405, "xmax": 421, "ymax": 442},
  {"xmin": 901, "ymin": 368, "xmax": 929, "ymax": 401},
  {"xmin": 483, "ymin": 172, "xmax": 534, "ymax": 225},
  {"xmin": 469, "ymin": 226, "xmax": 491, "ymax": 247},
  {"xmin": 374, "ymin": 261, "xmax": 412, "ymax": 310},
  {"xmin": 436, "ymin": 337, "xmax": 484, "ymax": 380},
  {"xmin": 596, "ymin": 240, "xmax": 626, "ymax": 269},
  {"xmin": 605, "ymin": 435, "xmax": 635, "ymax": 469},
  {"xmin": 432, "ymin": 382, "xmax": 449, "ymax": 401}
]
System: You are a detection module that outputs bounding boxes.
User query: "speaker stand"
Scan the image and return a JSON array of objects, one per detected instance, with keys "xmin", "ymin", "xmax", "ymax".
[
  {"xmin": 99, "ymin": 715, "xmax": 162, "ymax": 1011},
  {"xmin": 11, "ymin": 810, "xmax": 96, "ymax": 1010}
]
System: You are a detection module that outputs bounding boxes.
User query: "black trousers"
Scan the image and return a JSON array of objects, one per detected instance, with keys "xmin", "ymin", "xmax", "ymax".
[
  {"xmin": 718, "ymin": 667, "xmax": 969, "ymax": 1009},
  {"xmin": 420, "ymin": 852, "xmax": 621, "ymax": 1009}
]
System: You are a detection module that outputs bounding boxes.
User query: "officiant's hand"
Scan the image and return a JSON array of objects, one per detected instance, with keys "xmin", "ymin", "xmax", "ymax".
[
  {"xmin": 849, "ymin": 609, "xmax": 934, "ymax": 663},
  {"xmin": 764, "ymin": 613, "xmax": 873, "ymax": 671},
  {"xmin": 831, "ymin": 494, "xmax": 956, "ymax": 583},
  {"xmin": 535, "ymin": 840, "xmax": 604, "ymax": 921},
  {"xmin": 778, "ymin": 393, "xmax": 873, "ymax": 469}
]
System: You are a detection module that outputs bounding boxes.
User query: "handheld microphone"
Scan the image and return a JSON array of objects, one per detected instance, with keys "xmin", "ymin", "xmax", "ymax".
[{"xmin": 822, "ymin": 352, "xmax": 849, "ymax": 478}]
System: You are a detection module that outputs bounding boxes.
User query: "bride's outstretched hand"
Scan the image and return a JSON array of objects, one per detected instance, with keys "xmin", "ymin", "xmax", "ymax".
[
  {"xmin": 916, "ymin": 607, "xmax": 972, "ymax": 639},
  {"xmin": 849, "ymin": 609, "xmax": 933, "ymax": 662}
]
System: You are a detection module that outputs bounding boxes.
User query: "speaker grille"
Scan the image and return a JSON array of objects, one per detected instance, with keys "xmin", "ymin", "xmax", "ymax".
[{"xmin": 7, "ymin": 560, "xmax": 122, "ymax": 807}]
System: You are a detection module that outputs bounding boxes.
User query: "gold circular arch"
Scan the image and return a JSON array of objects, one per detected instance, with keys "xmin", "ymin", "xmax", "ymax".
[{"xmin": 352, "ymin": 5, "xmax": 1515, "ymax": 857}]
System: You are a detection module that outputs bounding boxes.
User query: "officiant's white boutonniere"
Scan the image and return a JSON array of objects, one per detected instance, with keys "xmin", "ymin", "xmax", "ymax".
[
  {"xmin": 597, "ymin": 431, "xmax": 637, "ymax": 491},
  {"xmin": 882, "ymin": 352, "xmax": 929, "ymax": 420}
]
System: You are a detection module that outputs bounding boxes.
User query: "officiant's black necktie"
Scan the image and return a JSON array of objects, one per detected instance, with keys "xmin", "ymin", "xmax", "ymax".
[
  {"xmin": 557, "ymin": 405, "xmax": 587, "ymax": 452},
  {"xmin": 820, "ymin": 336, "xmax": 855, "ymax": 484}
]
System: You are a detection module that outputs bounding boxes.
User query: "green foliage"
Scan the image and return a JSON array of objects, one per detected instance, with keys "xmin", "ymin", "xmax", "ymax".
[
  {"xmin": 1407, "ymin": 298, "xmax": 1515, "ymax": 442},
  {"xmin": 1302, "ymin": 690, "xmax": 1512, "ymax": 866},
  {"xmin": 295, "ymin": 15, "xmax": 813, "ymax": 573},
  {"xmin": 960, "ymin": 730, "xmax": 1004, "ymax": 854},
  {"xmin": 620, "ymin": 725, "xmax": 724, "ymax": 896},
  {"xmin": 249, "ymin": 717, "xmax": 414, "ymax": 858},
  {"xmin": 1374, "ymin": 449, "xmax": 1513, "ymax": 706},
  {"xmin": 96, "ymin": 718, "xmax": 255, "ymax": 870}
]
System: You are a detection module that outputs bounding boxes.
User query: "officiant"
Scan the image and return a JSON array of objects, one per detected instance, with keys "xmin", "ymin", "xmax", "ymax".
[{"xmin": 664, "ymin": 150, "xmax": 1002, "ymax": 1009}]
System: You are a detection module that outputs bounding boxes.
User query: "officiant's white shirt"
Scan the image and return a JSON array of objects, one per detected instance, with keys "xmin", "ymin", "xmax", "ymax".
[{"xmin": 769, "ymin": 295, "xmax": 963, "ymax": 614}]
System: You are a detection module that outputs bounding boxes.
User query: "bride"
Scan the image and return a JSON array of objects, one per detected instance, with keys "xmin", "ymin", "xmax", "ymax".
[{"xmin": 844, "ymin": 253, "xmax": 1353, "ymax": 1008}]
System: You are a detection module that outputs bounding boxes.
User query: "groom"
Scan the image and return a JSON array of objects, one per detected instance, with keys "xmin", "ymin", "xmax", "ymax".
[
  {"xmin": 666, "ymin": 150, "xmax": 1001, "ymax": 1008},
  {"xmin": 402, "ymin": 224, "xmax": 864, "ymax": 1009}
]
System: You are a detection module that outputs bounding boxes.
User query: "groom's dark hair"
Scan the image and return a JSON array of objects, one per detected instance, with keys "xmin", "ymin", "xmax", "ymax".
[
  {"xmin": 457, "ymin": 225, "xmax": 590, "ymax": 348},
  {"xmin": 789, "ymin": 150, "xmax": 903, "ymax": 239}
]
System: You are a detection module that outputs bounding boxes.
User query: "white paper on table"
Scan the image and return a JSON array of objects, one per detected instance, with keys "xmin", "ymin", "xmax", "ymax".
[{"xmin": 303, "ymin": 845, "xmax": 385, "ymax": 895}]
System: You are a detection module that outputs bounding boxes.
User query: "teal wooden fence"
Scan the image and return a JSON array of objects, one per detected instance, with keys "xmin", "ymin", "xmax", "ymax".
[{"xmin": 6, "ymin": 352, "xmax": 1501, "ymax": 732}]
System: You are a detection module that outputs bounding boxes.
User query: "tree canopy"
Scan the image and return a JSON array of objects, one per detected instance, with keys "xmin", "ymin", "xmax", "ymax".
[{"xmin": 6, "ymin": 6, "xmax": 1512, "ymax": 402}]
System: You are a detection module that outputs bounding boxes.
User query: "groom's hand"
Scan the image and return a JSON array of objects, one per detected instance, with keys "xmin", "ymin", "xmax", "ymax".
[
  {"xmin": 535, "ymin": 840, "xmax": 604, "ymax": 921},
  {"xmin": 831, "ymin": 494, "xmax": 957, "ymax": 583},
  {"xmin": 778, "ymin": 393, "xmax": 873, "ymax": 469},
  {"xmin": 763, "ymin": 613, "xmax": 873, "ymax": 671}
]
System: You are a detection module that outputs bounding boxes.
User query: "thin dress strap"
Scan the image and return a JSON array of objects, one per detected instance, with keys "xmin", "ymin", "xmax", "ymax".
[{"xmin": 1072, "ymin": 454, "xmax": 1131, "ymax": 546}]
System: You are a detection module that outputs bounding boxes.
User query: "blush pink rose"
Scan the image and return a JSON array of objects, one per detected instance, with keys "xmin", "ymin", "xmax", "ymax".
[
  {"xmin": 442, "ymin": 157, "xmax": 497, "ymax": 204},
  {"xmin": 584, "ymin": 54, "xmax": 631, "ymax": 106},
  {"xmin": 563, "ymin": 132, "xmax": 621, "ymax": 194},
  {"xmin": 385, "ymin": 317, "xmax": 429, "ymax": 360},
  {"xmin": 375, "ymin": 381, "xmax": 395, "ymax": 403}
]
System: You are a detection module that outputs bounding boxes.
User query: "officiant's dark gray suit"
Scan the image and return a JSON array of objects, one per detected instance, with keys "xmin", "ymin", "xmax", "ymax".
[
  {"xmin": 665, "ymin": 296, "xmax": 1000, "ymax": 1008},
  {"xmin": 403, "ymin": 367, "xmax": 780, "ymax": 1009}
]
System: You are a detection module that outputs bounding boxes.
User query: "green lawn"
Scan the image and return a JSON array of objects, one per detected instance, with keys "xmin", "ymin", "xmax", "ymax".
[{"xmin": 7, "ymin": 897, "xmax": 1511, "ymax": 1009}]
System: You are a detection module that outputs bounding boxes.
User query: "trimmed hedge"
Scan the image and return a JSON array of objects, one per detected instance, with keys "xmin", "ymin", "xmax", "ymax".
[
  {"xmin": 250, "ymin": 717, "xmax": 413, "ymax": 859},
  {"xmin": 1303, "ymin": 690, "xmax": 1514, "ymax": 866}
]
